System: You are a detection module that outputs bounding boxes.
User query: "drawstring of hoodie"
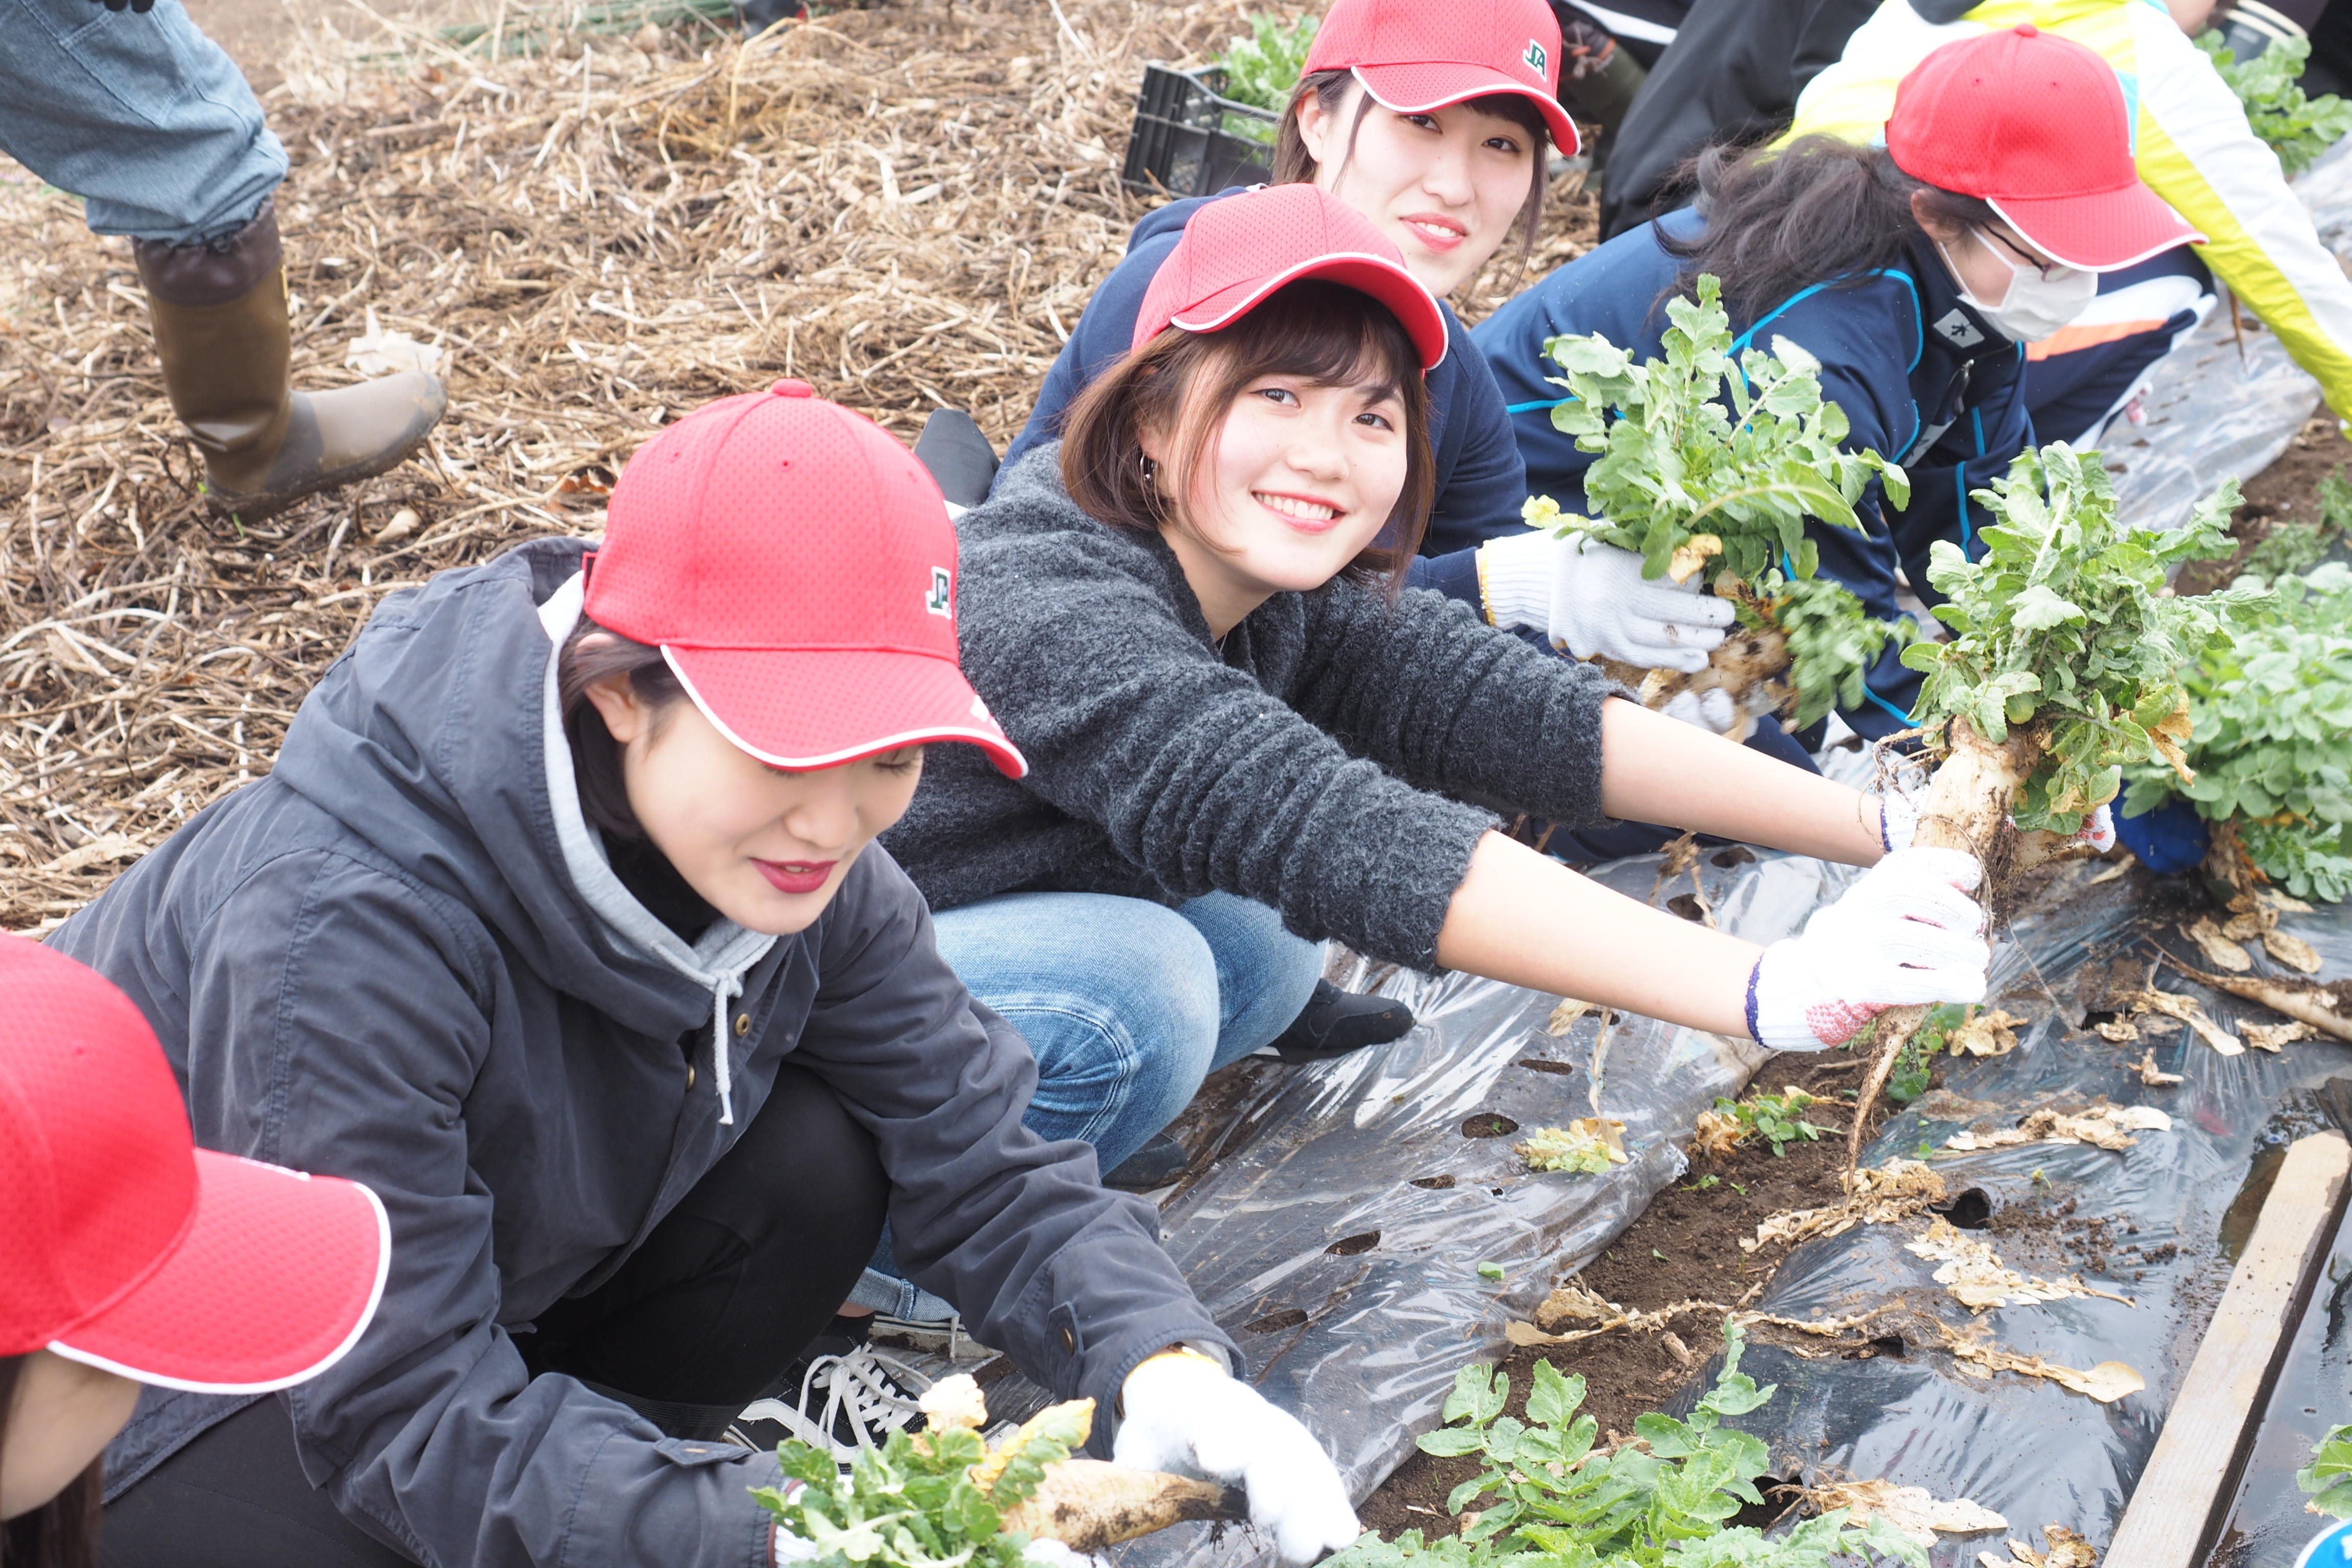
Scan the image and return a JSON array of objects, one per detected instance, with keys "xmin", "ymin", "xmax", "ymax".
[{"xmin": 710, "ymin": 972, "xmax": 744, "ymax": 1126}]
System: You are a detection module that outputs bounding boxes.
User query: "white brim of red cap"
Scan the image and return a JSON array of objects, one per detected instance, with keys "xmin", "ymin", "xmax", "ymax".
[
  {"xmin": 1169, "ymin": 252, "xmax": 1450, "ymax": 374},
  {"xmin": 1988, "ymin": 187, "xmax": 2206, "ymax": 274},
  {"xmin": 1353, "ymin": 62, "xmax": 1581, "ymax": 160},
  {"xmin": 48, "ymin": 1154, "xmax": 390, "ymax": 1396},
  {"xmin": 665, "ymin": 646, "xmax": 1028, "ymax": 778}
]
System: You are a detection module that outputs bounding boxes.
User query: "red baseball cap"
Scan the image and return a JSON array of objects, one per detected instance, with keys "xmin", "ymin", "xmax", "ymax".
[
  {"xmin": 1133, "ymin": 183, "xmax": 1450, "ymax": 372},
  {"xmin": 1305, "ymin": 0, "xmax": 1579, "ymax": 159},
  {"xmin": 587, "ymin": 382, "xmax": 1026, "ymax": 778},
  {"xmin": 1, "ymin": 936, "xmax": 389, "ymax": 1393},
  {"xmin": 1886, "ymin": 23, "xmax": 2204, "ymax": 272}
]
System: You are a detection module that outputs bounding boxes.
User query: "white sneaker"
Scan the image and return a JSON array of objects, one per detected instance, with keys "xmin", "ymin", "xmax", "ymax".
[{"xmin": 726, "ymin": 1343, "xmax": 930, "ymax": 1464}]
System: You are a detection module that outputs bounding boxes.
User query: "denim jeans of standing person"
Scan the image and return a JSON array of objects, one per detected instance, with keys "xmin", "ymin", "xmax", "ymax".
[
  {"xmin": 1, "ymin": 0, "xmax": 286, "ymax": 245},
  {"xmin": 845, "ymin": 890, "xmax": 1324, "ymax": 1320}
]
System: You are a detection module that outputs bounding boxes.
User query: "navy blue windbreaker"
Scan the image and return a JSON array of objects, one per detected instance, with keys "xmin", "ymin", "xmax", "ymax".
[
  {"xmin": 999, "ymin": 191, "xmax": 1531, "ymax": 560},
  {"xmin": 1468, "ymin": 210, "xmax": 2032, "ymax": 737}
]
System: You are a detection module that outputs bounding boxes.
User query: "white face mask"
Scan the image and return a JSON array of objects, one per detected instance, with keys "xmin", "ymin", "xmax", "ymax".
[{"xmin": 1941, "ymin": 227, "xmax": 2098, "ymax": 343}]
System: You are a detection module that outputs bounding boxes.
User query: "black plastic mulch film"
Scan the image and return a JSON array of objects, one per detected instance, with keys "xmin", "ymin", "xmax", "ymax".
[
  {"xmin": 1095, "ymin": 146, "xmax": 2352, "ymax": 1568},
  {"xmin": 1703, "ymin": 865, "xmax": 2352, "ymax": 1567}
]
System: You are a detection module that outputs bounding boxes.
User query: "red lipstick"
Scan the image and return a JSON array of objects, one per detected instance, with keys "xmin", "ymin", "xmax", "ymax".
[{"xmin": 753, "ymin": 858, "xmax": 837, "ymax": 896}]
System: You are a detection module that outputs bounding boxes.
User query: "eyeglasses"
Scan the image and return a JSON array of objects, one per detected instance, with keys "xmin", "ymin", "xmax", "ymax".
[{"xmin": 1980, "ymin": 224, "xmax": 2067, "ymax": 281}]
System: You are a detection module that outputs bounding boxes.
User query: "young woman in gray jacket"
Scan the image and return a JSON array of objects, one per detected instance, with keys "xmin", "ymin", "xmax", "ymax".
[
  {"xmin": 52, "ymin": 385, "xmax": 1357, "ymax": 1568},
  {"xmin": 883, "ymin": 183, "xmax": 1994, "ymax": 1180}
]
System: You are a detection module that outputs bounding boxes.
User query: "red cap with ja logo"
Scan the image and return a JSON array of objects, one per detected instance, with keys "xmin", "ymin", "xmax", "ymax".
[
  {"xmin": 587, "ymin": 380, "xmax": 1026, "ymax": 777},
  {"xmin": 1305, "ymin": 0, "xmax": 1579, "ymax": 159}
]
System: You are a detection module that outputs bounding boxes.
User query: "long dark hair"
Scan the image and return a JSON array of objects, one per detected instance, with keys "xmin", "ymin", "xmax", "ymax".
[
  {"xmin": 1060, "ymin": 278, "xmax": 1435, "ymax": 597},
  {"xmin": 556, "ymin": 620, "xmax": 685, "ymax": 841},
  {"xmin": 0, "ymin": 1356, "xmax": 105, "ymax": 1568},
  {"xmin": 1272, "ymin": 68, "xmax": 1554, "ymax": 282},
  {"xmin": 1658, "ymin": 135, "xmax": 1998, "ymax": 323}
]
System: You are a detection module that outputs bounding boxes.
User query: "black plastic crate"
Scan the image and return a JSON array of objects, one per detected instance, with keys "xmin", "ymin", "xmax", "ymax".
[{"xmin": 1120, "ymin": 64, "xmax": 1281, "ymax": 199}]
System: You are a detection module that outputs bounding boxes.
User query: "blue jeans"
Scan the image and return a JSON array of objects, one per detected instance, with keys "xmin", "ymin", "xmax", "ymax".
[
  {"xmin": 0, "ymin": 0, "xmax": 286, "ymax": 244},
  {"xmin": 933, "ymin": 890, "xmax": 1325, "ymax": 1173},
  {"xmin": 847, "ymin": 891, "xmax": 1322, "ymax": 1320}
]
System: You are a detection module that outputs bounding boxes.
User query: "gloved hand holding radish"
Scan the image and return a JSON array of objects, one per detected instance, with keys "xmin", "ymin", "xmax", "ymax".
[
  {"xmin": 1112, "ymin": 1349, "xmax": 1360, "ymax": 1565},
  {"xmin": 1747, "ymin": 848, "xmax": 1990, "ymax": 1051}
]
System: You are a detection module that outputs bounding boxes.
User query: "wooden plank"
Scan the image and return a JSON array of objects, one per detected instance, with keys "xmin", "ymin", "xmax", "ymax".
[{"xmin": 2106, "ymin": 1130, "xmax": 2351, "ymax": 1568}]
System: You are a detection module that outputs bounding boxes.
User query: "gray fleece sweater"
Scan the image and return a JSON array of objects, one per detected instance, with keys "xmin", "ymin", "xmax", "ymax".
[{"xmin": 882, "ymin": 445, "xmax": 1616, "ymax": 970}]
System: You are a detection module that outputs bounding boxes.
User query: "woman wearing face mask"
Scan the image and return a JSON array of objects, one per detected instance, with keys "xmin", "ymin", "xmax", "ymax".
[
  {"xmin": 1473, "ymin": 23, "xmax": 2201, "ymax": 740},
  {"xmin": 49, "ymin": 386, "xmax": 1360, "ymax": 1568},
  {"xmin": 885, "ymin": 182, "xmax": 1995, "ymax": 1196},
  {"xmin": 2, "ymin": 937, "xmax": 388, "ymax": 1568}
]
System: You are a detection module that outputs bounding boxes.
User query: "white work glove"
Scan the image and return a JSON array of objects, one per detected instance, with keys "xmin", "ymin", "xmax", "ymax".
[
  {"xmin": 1661, "ymin": 688, "xmax": 1738, "ymax": 736},
  {"xmin": 1748, "ymin": 847, "xmax": 1990, "ymax": 1051},
  {"xmin": 1113, "ymin": 1351, "xmax": 1357, "ymax": 1564},
  {"xmin": 1879, "ymin": 795, "xmax": 2114, "ymax": 854},
  {"xmin": 1480, "ymin": 530, "xmax": 1734, "ymax": 674}
]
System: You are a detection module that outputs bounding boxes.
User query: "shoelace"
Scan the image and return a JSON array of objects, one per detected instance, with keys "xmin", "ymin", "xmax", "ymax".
[{"xmin": 798, "ymin": 1344, "xmax": 929, "ymax": 1454}]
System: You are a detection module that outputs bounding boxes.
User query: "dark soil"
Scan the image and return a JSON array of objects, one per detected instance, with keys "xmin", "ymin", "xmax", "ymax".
[
  {"xmin": 2174, "ymin": 411, "xmax": 2352, "ymax": 594},
  {"xmin": 1356, "ymin": 1050, "xmax": 1927, "ymax": 1539}
]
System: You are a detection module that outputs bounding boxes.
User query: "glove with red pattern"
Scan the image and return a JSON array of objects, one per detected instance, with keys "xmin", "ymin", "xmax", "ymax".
[{"xmin": 1747, "ymin": 848, "xmax": 1990, "ymax": 1051}]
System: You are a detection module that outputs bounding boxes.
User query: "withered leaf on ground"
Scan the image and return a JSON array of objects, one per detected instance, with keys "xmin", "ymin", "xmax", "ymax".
[
  {"xmin": 1904, "ymin": 1218, "xmax": 2133, "ymax": 1312},
  {"xmin": 1944, "ymin": 1103, "xmax": 2170, "ymax": 1153},
  {"xmin": 1805, "ymin": 1480, "xmax": 2008, "ymax": 1546},
  {"xmin": 2242, "ymin": 1018, "xmax": 2318, "ymax": 1053},
  {"xmin": 1940, "ymin": 1324, "xmax": 2144, "ymax": 1404},
  {"xmin": 1743, "ymin": 1160, "xmax": 1945, "ymax": 1253},
  {"xmin": 2134, "ymin": 1050, "xmax": 2184, "ymax": 1086}
]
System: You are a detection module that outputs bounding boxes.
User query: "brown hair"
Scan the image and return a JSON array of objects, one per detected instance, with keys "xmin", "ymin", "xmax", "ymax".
[
  {"xmin": 556, "ymin": 619, "xmax": 687, "ymax": 841},
  {"xmin": 1059, "ymin": 278, "xmax": 1435, "ymax": 596},
  {"xmin": 1271, "ymin": 68, "xmax": 1554, "ymax": 283},
  {"xmin": 1658, "ymin": 136, "xmax": 2000, "ymax": 323},
  {"xmin": 0, "ymin": 1356, "xmax": 105, "ymax": 1568}
]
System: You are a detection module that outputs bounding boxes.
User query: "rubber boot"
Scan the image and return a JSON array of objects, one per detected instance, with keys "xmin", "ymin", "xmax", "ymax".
[{"xmin": 134, "ymin": 201, "xmax": 446, "ymax": 523}]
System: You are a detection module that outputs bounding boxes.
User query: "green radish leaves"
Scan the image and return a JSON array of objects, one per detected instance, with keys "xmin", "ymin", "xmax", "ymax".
[
  {"xmin": 1524, "ymin": 275, "xmax": 1910, "ymax": 727},
  {"xmin": 1902, "ymin": 445, "xmax": 2266, "ymax": 832}
]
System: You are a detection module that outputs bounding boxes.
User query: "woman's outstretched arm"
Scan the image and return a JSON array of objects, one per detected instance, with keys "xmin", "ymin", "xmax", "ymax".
[
  {"xmin": 1599, "ymin": 699, "xmax": 1890, "ymax": 868},
  {"xmin": 1436, "ymin": 830, "xmax": 1761, "ymax": 1036}
]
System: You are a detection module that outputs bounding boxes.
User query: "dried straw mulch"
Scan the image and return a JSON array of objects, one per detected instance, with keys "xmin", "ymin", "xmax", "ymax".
[{"xmin": 0, "ymin": 0, "xmax": 1595, "ymax": 933}]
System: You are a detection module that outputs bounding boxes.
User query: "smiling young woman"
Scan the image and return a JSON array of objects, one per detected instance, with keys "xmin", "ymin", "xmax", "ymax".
[
  {"xmin": 47, "ymin": 384, "xmax": 1360, "ymax": 1568},
  {"xmin": 883, "ymin": 182, "xmax": 1997, "ymax": 1206}
]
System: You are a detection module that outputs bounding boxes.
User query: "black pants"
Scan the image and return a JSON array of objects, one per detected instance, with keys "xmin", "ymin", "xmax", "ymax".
[{"xmin": 101, "ymin": 1064, "xmax": 889, "ymax": 1567}]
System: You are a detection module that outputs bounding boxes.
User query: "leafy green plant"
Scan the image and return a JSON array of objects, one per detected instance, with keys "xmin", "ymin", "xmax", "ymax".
[
  {"xmin": 753, "ymin": 1400, "xmax": 1087, "ymax": 1568},
  {"xmin": 1902, "ymin": 445, "xmax": 2265, "ymax": 836},
  {"xmin": 1215, "ymin": 14, "xmax": 1316, "ymax": 142},
  {"xmin": 1524, "ymin": 275, "xmax": 1911, "ymax": 729},
  {"xmin": 2302, "ymin": 1423, "xmax": 2352, "ymax": 1521},
  {"xmin": 2240, "ymin": 468, "xmax": 2350, "ymax": 579},
  {"xmin": 2196, "ymin": 31, "xmax": 2352, "ymax": 178},
  {"xmin": 1889, "ymin": 1004, "xmax": 1966, "ymax": 1104},
  {"xmin": 1847, "ymin": 448, "xmax": 2267, "ymax": 1157},
  {"xmin": 1708, "ymin": 1090, "xmax": 1831, "ymax": 1158},
  {"xmin": 2123, "ymin": 560, "xmax": 2352, "ymax": 900},
  {"xmin": 1326, "ymin": 1323, "xmax": 1927, "ymax": 1568}
]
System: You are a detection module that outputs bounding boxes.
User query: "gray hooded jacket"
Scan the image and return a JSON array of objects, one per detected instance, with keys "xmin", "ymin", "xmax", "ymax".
[{"xmin": 55, "ymin": 537, "xmax": 1231, "ymax": 1568}]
